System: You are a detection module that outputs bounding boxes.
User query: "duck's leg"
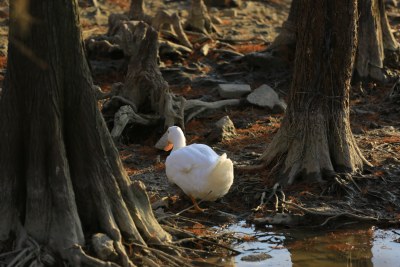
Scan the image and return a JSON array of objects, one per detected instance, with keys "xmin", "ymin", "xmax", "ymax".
[{"xmin": 189, "ymin": 195, "xmax": 206, "ymax": 213}]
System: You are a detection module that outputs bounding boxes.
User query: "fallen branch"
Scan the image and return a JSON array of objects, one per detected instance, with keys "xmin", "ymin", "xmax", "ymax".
[
  {"xmin": 184, "ymin": 99, "xmax": 241, "ymax": 123},
  {"xmin": 283, "ymin": 201, "xmax": 379, "ymax": 224}
]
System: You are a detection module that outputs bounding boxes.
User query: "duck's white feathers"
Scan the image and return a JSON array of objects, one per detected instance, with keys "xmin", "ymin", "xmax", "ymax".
[{"xmin": 166, "ymin": 143, "xmax": 234, "ymax": 201}]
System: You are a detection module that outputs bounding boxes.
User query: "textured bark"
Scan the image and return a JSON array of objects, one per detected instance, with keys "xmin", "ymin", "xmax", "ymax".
[
  {"xmin": 128, "ymin": 0, "xmax": 147, "ymax": 21},
  {"xmin": 103, "ymin": 20, "xmax": 185, "ymax": 138},
  {"xmin": 267, "ymin": 0, "xmax": 300, "ymax": 61},
  {"xmin": 267, "ymin": 0, "xmax": 399, "ymax": 81},
  {"xmin": 0, "ymin": 0, "xmax": 170, "ymax": 265},
  {"xmin": 128, "ymin": 0, "xmax": 192, "ymax": 48},
  {"xmin": 185, "ymin": 0, "xmax": 215, "ymax": 34},
  {"xmin": 356, "ymin": 0, "xmax": 399, "ymax": 80},
  {"xmin": 261, "ymin": 0, "xmax": 369, "ymax": 185}
]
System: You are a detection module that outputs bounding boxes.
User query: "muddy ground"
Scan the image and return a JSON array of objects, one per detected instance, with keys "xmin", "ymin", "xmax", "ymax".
[{"xmin": 0, "ymin": 0, "xmax": 399, "ymax": 235}]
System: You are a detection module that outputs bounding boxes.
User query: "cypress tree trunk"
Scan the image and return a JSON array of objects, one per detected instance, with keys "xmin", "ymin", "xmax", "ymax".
[
  {"xmin": 260, "ymin": 0, "xmax": 369, "ymax": 185},
  {"xmin": 0, "ymin": 0, "xmax": 170, "ymax": 265},
  {"xmin": 270, "ymin": 0, "xmax": 399, "ymax": 81},
  {"xmin": 267, "ymin": 0, "xmax": 300, "ymax": 60},
  {"xmin": 356, "ymin": 0, "xmax": 399, "ymax": 80}
]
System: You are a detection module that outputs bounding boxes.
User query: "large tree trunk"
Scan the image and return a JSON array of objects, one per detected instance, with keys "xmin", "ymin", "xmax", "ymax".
[
  {"xmin": 0, "ymin": 0, "xmax": 170, "ymax": 266},
  {"xmin": 260, "ymin": 0, "xmax": 369, "ymax": 185},
  {"xmin": 356, "ymin": 0, "xmax": 399, "ymax": 81},
  {"xmin": 264, "ymin": 0, "xmax": 399, "ymax": 81},
  {"xmin": 266, "ymin": 0, "xmax": 300, "ymax": 61}
]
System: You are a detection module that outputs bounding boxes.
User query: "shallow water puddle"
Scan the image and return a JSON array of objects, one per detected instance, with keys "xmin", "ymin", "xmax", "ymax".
[{"xmin": 210, "ymin": 222, "xmax": 400, "ymax": 267}]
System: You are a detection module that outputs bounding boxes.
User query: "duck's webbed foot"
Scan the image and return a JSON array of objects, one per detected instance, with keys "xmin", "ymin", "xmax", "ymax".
[{"xmin": 189, "ymin": 195, "xmax": 207, "ymax": 213}]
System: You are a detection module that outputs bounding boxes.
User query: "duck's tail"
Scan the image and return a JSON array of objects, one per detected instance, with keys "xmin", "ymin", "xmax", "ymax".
[{"xmin": 204, "ymin": 153, "xmax": 234, "ymax": 201}]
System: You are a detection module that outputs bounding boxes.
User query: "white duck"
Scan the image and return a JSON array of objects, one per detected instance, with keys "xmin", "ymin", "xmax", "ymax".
[{"xmin": 164, "ymin": 126, "xmax": 234, "ymax": 212}]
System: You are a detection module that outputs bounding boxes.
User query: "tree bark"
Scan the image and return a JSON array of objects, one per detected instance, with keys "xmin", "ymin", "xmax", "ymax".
[
  {"xmin": 128, "ymin": 0, "xmax": 192, "ymax": 48},
  {"xmin": 102, "ymin": 20, "xmax": 185, "ymax": 139},
  {"xmin": 266, "ymin": 0, "xmax": 300, "ymax": 61},
  {"xmin": 265, "ymin": 0, "xmax": 399, "ymax": 81},
  {"xmin": 260, "ymin": 0, "xmax": 369, "ymax": 185},
  {"xmin": 356, "ymin": 0, "xmax": 399, "ymax": 81},
  {"xmin": 0, "ymin": 0, "xmax": 170, "ymax": 265},
  {"xmin": 185, "ymin": 0, "xmax": 215, "ymax": 35}
]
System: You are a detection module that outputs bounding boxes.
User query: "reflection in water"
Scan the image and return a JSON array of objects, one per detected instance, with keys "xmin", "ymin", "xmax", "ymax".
[
  {"xmin": 287, "ymin": 228, "xmax": 373, "ymax": 267},
  {"xmin": 215, "ymin": 222, "xmax": 400, "ymax": 267}
]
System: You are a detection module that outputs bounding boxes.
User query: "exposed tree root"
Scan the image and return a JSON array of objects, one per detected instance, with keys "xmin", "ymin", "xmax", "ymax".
[{"xmin": 72, "ymin": 245, "xmax": 123, "ymax": 267}]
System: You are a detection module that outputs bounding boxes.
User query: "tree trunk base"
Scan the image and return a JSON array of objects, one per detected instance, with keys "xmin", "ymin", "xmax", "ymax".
[{"xmin": 260, "ymin": 113, "xmax": 370, "ymax": 185}]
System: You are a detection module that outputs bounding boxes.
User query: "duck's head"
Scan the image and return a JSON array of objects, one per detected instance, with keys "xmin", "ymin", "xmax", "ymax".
[{"xmin": 164, "ymin": 126, "xmax": 186, "ymax": 151}]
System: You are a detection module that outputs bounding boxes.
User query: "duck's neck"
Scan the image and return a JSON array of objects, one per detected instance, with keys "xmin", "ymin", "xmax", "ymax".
[{"xmin": 172, "ymin": 134, "xmax": 186, "ymax": 151}]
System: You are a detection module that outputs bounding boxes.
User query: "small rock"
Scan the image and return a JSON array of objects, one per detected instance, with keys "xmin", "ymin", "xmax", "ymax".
[
  {"xmin": 246, "ymin": 84, "xmax": 286, "ymax": 112},
  {"xmin": 217, "ymin": 84, "xmax": 251, "ymax": 98},
  {"xmin": 92, "ymin": 233, "xmax": 118, "ymax": 261},
  {"xmin": 222, "ymin": 9, "xmax": 237, "ymax": 17},
  {"xmin": 241, "ymin": 253, "xmax": 272, "ymax": 262},
  {"xmin": 208, "ymin": 116, "xmax": 236, "ymax": 142}
]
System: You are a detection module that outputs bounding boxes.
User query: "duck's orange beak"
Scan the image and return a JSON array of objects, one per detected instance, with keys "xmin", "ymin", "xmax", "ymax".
[{"xmin": 164, "ymin": 141, "xmax": 173, "ymax": 151}]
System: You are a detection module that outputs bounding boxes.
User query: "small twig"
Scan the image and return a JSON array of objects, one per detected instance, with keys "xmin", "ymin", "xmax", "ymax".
[
  {"xmin": 283, "ymin": 201, "xmax": 379, "ymax": 223},
  {"xmin": 172, "ymin": 238, "xmax": 197, "ymax": 245},
  {"xmin": 235, "ymin": 163, "xmax": 267, "ymax": 172},
  {"xmin": 163, "ymin": 225, "xmax": 240, "ymax": 255},
  {"xmin": 151, "ymin": 243, "xmax": 220, "ymax": 256},
  {"xmin": 392, "ymin": 230, "xmax": 400, "ymax": 236},
  {"xmin": 274, "ymin": 194, "xmax": 279, "ymax": 212},
  {"xmin": 280, "ymin": 190, "xmax": 286, "ymax": 212},
  {"xmin": 320, "ymin": 214, "xmax": 344, "ymax": 227}
]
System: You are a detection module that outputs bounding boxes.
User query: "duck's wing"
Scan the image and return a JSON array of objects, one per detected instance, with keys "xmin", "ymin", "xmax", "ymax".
[{"xmin": 165, "ymin": 144, "xmax": 219, "ymax": 187}]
